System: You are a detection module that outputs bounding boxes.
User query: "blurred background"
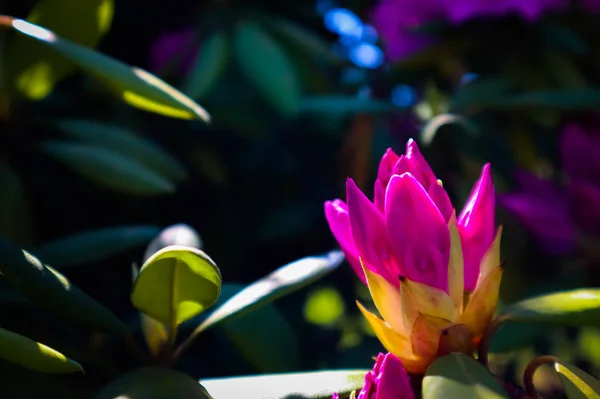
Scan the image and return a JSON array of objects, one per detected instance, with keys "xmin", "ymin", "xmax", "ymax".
[{"xmin": 3, "ymin": 0, "xmax": 600, "ymax": 397}]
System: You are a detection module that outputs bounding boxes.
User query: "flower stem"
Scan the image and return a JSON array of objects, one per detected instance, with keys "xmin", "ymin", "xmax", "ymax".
[
  {"xmin": 477, "ymin": 314, "xmax": 510, "ymax": 367},
  {"xmin": 522, "ymin": 355, "xmax": 560, "ymax": 398}
]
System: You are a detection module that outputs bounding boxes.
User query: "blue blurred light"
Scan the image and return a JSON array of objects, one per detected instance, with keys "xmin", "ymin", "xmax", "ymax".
[
  {"xmin": 461, "ymin": 72, "xmax": 479, "ymax": 85},
  {"xmin": 361, "ymin": 25, "xmax": 379, "ymax": 43},
  {"xmin": 391, "ymin": 85, "xmax": 418, "ymax": 107},
  {"xmin": 348, "ymin": 42, "xmax": 384, "ymax": 69},
  {"xmin": 324, "ymin": 8, "xmax": 363, "ymax": 37},
  {"xmin": 316, "ymin": 0, "xmax": 338, "ymax": 15}
]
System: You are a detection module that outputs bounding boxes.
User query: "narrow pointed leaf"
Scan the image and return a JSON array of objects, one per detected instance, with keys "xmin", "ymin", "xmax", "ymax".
[
  {"xmin": 0, "ymin": 327, "xmax": 83, "ymax": 374},
  {"xmin": 200, "ymin": 369, "xmax": 368, "ymax": 399},
  {"xmin": 194, "ymin": 250, "xmax": 344, "ymax": 333},
  {"xmin": 9, "ymin": 18, "xmax": 210, "ymax": 121},
  {"xmin": 183, "ymin": 30, "xmax": 228, "ymax": 100},
  {"xmin": 555, "ymin": 362, "xmax": 600, "ymax": 399},
  {"xmin": 131, "ymin": 246, "xmax": 222, "ymax": 325},
  {"xmin": 32, "ymin": 225, "xmax": 160, "ymax": 268},
  {"xmin": 41, "ymin": 140, "xmax": 175, "ymax": 196},
  {"xmin": 422, "ymin": 354, "xmax": 509, "ymax": 399}
]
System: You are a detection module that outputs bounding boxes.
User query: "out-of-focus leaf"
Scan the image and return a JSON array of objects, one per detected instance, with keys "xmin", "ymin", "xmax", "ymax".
[
  {"xmin": 555, "ymin": 362, "xmax": 600, "ymax": 399},
  {"xmin": 95, "ymin": 367, "xmax": 213, "ymax": 399},
  {"xmin": 31, "ymin": 225, "xmax": 160, "ymax": 268},
  {"xmin": 499, "ymin": 289, "xmax": 600, "ymax": 327},
  {"xmin": 144, "ymin": 224, "xmax": 203, "ymax": 261},
  {"xmin": 543, "ymin": 52, "xmax": 586, "ymax": 89},
  {"xmin": 41, "ymin": 140, "xmax": 175, "ymax": 196},
  {"xmin": 140, "ymin": 313, "xmax": 167, "ymax": 356},
  {"xmin": 304, "ymin": 287, "xmax": 345, "ymax": 326},
  {"xmin": 0, "ymin": 163, "xmax": 33, "ymax": 246},
  {"xmin": 420, "ymin": 113, "xmax": 479, "ymax": 146},
  {"xmin": 234, "ymin": 21, "xmax": 300, "ymax": 117},
  {"xmin": 7, "ymin": 0, "xmax": 114, "ymax": 100},
  {"xmin": 201, "ymin": 369, "xmax": 367, "ymax": 399},
  {"xmin": 300, "ymin": 96, "xmax": 400, "ymax": 114},
  {"xmin": 424, "ymin": 79, "xmax": 447, "ymax": 116},
  {"xmin": 449, "ymin": 77, "xmax": 514, "ymax": 112},
  {"xmin": 9, "ymin": 18, "xmax": 210, "ymax": 121},
  {"xmin": 193, "ymin": 250, "xmax": 344, "ymax": 333},
  {"xmin": 422, "ymin": 354, "xmax": 509, "ymax": 399},
  {"xmin": 489, "ymin": 90, "xmax": 600, "ymax": 109},
  {"xmin": 183, "ymin": 30, "xmax": 228, "ymax": 100},
  {"xmin": 538, "ymin": 22, "xmax": 587, "ymax": 54},
  {"xmin": 56, "ymin": 119, "xmax": 187, "ymax": 182},
  {"xmin": 0, "ymin": 327, "xmax": 82, "ymax": 374},
  {"xmin": 0, "ymin": 237, "xmax": 128, "ymax": 334},
  {"xmin": 131, "ymin": 246, "xmax": 221, "ymax": 326}
]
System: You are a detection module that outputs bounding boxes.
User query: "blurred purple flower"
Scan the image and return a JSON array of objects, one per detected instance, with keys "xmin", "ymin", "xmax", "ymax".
[{"xmin": 149, "ymin": 26, "xmax": 199, "ymax": 75}]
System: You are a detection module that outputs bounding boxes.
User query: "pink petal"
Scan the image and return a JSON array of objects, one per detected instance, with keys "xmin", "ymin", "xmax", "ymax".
[
  {"xmin": 569, "ymin": 182, "xmax": 600, "ymax": 235},
  {"xmin": 428, "ymin": 182, "xmax": 454, "ymax": 223},
  {"xmin": 377, "ymin": 148, "xmax": 400, "ymax": 186},
  {"xmin": 374, "ymin": 180, "xmax": 387, "ymax": 213},
  {"xmin": 561, "ymin": 123, "xmax": 593, "ymax": 182},
  {"xmin": 385, "ymin": 173, "xmax": 450, "ymax": 292},
  {"xmin": 405, "ymin": 139, "xmax": 438, "ymax": 188},
  {"xmin": 374, "ymin": 353, "xmax": 415, "ymax": 399}
]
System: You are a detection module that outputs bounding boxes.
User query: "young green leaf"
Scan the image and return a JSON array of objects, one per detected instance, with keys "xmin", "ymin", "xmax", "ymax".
[
  {"xmin": 183, "ymin": 30, "xmax": 228, "ymax": 100},
  {"xmin": 56, "ymin": 119, "xmax": 187, "ymax": 182},
  {"xmin": 8, "ymin": 18, "xmax": 210, "ymax": 121},
  {"xmin": 200, "ymin": 369, "xmax": 367, "ymax": 399},
  {"xmin": 422, "ymin": 354, "xmax": 509, "ymax": 399},
  {"xmin": 40, "ymin": 140, "xmax": 176, "ymax": 196},
  {"xmin": 140, "ymin": 313, "xmax": 168, "ymax": 356},
  {"xmin": 0, "ymin": 327, "xmax": 83, "ymax": 374},
  {"xmin": 555, "ymin": 362, "xmax": 600, "ymax": 399},
  {"xmin": 234, "ymin": 21, "xmax": 301, "ymax": 117},
  {"xmin": 131, "ymin": 246, "xmax": 222, "ymax": 326},
  {"xmin": 31, "ymin": 225, "xmax": 161, "ymax": 268}
]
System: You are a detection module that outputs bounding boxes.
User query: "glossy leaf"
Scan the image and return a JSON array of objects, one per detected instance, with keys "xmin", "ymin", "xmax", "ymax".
[
  {"xmin": 0, "ymin": 327, "xmax": 82, "ymax": 374},
  {"xmin": 32, "ymin": 225, "xmax": 160, "ymax": 268},
  {"xmin": 131, "ymin": 246, "xmax": 222, "ymax": 326},
  {"xmin": 499, "ymin": 289, "xmax": 600, "ymax": 327},
  {"xmin": 7, "ymin": 0, "xmax": 114, "ymax": 100},
  {"xmin": 193, "ymin": 250, "xmax": 344, "ymax": 333},
  {"xmin": 41, "ymin": 140, "xmax": 175, "ymax": 196},
  {"xmin": 56, "ymin": 119, "xmax": 187, "ymax": 182},
  {"xmin": 200, "ymin": 369, "xmax": 367, "ymax": 399},
  {"xmin": 0, "ymin": 163, "xmax": 33, "ymax": 246},
  {"xmin": 555, "ymin": 362, "xmax": 600, "ymax": 399},
  {"xmin": 95, "ymin": 367, "xmax": 213, "ymax": 399},
  {"xmin": 144, "ymin": 224, "xmax": 203, "ymax": 262},
  {"xmin": 0, "ymin": 237, "xmax": 128, "ymax": 334},
  {"xmin": 300, "ymin": 96, "xmax": 399, "ymax": 114},
  {"xmin": 9, "ymin": 18, "xmax": 210, "ymax": 121},
  {"xmin": 140, "ymin": 313, "xmax": 167, "ymax": 356},
  {"xmin": 422, "ymin": 354, "xmax": 509, "ymax": 399},
  {"xmin": 234, "ymin": 21, "xmax": 300, "ymax": 116},
  {"xmin": 183, "ymin": 30, "xmax": 228, "ymax": 100}
]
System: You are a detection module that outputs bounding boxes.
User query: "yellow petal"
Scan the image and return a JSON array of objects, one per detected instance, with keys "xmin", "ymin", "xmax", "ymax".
[
  {"xmin": 478, "ymin": 226, "xmax": 503, "ymax": 284},
  {"xmin": 363, "ymin": 262, "xmax": 412, "ymax": 338},
  {"xmin": 447, "ymin": 212, "xmax": 464, "ymax": 312},
  {"xmin": 461, "ymin": 265, "xmax": 503, "ymax": 339},
  {"xmin": 400, "ymin": 278, "xmax": 458, "ymax": 323},
  {"xmin": 410, "ymin": 313, "xmax": 452, "ymax": 361}
]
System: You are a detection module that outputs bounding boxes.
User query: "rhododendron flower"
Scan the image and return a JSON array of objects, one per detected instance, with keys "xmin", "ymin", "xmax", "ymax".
[
  {"xmin": 324, "ymin": 139, "xmax": 502, "ymax": 374},
  {"xmin": 332, "ymin": 353, "xmax": 414, "ymax": 399}
]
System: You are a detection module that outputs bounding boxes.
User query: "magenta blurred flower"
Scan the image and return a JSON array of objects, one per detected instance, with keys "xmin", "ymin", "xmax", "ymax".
[
  {"xmin": 332, "ymin": 353, "xmax": 414, "ymax": 399},
  {"xmin": 149, "ymin": 26, "xmax": 198, "ymax": 74}
]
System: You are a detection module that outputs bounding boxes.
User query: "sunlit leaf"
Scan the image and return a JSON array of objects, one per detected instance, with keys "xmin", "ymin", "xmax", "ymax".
[
  {"xmin": 7, "ymin": 0, "xmax": 114, "ymax": 100},
  {"xmin": 95, "ymin": 367, "xmax": 213, "ymax": 399},
  {"xmin": 0, "ymin": 163, "xmax": 33, "ymax": 246},
  {"xmin": 183, "ymin": 30, "xmax": 228, "ymax": 100},
  {"xmin": 0, "ymin": 237, "xmax": 128, "ymax": 334},
  {"xmin": 31, "ymin": 225, "xmax": 160, "ymax": 268},
  {"xmin": 56, "ymin": 119, "xmax": 187, "ymax": 182},
  {"xmin": 555, "ymin": 362, "xmax": 600, "ymax": 399},
  {"xmin": 0, "ymin": 327, "xmax": 82, "ymax": 374},
  {"xmin": 234, "ymin": 21, "xmax": 301, "ymax": 117},
  {"xmin": 8, "ymin": 18, "xmax": 210, "ymax": 120},
  {"xmin": 41, "ymin": 140, "xmax": 175, "ymax": 196},
  {"xmin": 140, "ymin": 313, "xmax": 167, "ymax": 357},
  {"xmin": 144, "ymin": 224, "xmax": 203, "ymax": 262},
  {"xmin": 193, "ymin": 250, "xmax": 344, "ymax": 333},
  {"xmin": 131, "ymin": 246, "xmax": 221, "ymax": 326},
  {"xmin": 201, "ymin": 369, "xmax": 367, "ymax": 399},
  {"xmin": 422, "ymin": 354, "xmax": 509, "ymax": 399}
]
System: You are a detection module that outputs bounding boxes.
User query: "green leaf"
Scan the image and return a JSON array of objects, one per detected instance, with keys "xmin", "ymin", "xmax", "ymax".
[
  {"xmin": 555, "ymin": 362, "xmax": 600, "ymax": 399},
  {"xmin": 31, "ymin": 225, "xmax": 161, "ymax": 268},
  {"xmin": 0, "ymin": 327, "xmax": 82, "ymax": 374},
  {"xmin": 449, "ymin": 77, "xmax": 514, "ymax": 112},
  {"xmin": 7, "ymin": 0, "xmax": 114, "ymax": 100},
  {"xmin": 56, "ymin": 119, "xmax": 187, "ymax": 182},
  {"xmin": 499, "ymin": 289, "xmax": 600, "ymax": 327},
  {"xmin": 131, "ymin": 245, "xmax": 222, "ymax": 326},
  {"xmin": 95, "ymin": 367, "xmax": 214, "ymax": 399},
  {"xmin": 144, "ymin": 224, "xmax": 203, "ymax": 262},
  {"xmin": 234, "ymin": 21, "xmax": 301, "ymax": 117},
  {"xmin": 422, "ymin": 354, "xmax": 510, "ymax": 399},
  {"xmin": 300, "ymin": 96, "xmax": 400, "ymax": 114},
  {"xmin": 140, "ymin": 313, "xmax": 167, "ymax": 356},
  {"xmin": 0, "ymin": 237, "xmax": 128, "ymax": 334},
  {"xmin": 183, "ymin": 30, "xmax": 228, "ymax": 100},
  {"xmin": 9, "ymin": 18, "xmax": 210, "ymax": 121},
  {"xmin": 0, "ymin": 163, "xmax": 33, "ymax": 246},
  {"xmin": 201, "ymin": 369, "xmax": 367, "ymax": 399},
  {"xmin": 193, "ymin": 250, "xmax": 344, "ymax": 333},
  {"xmin": 40, "ymin": 140, "xmax": 176, "ymax": 196}
]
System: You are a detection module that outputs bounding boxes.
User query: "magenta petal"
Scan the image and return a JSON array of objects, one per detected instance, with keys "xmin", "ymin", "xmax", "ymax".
[
  {"xmin": 374, "ymin": 180, "xmax": 387, "ymax": 213},
  {"xmin": 428, "ymin": 182, "xmax": 453, "ymax": 223},
  {"xmin": 377, "ymin": 148, "xmax": 400, "ymax": 186},
  {"xmin": 405, "ymin": 139, "xmax": 438, "ymax": 187},
  {"xmin": 324, "ymin": 200, "xmax": 365, "ymax": 283},
  {"xmin": 346, "ymin": 179, "xmax": 395, "ymax": 283},
  {"xmin": 385, "ymin": 173, "xmax": 450, "ymax": 292},
  {"xmin": 331, "ymin": 394, "xmax": 340, "ymax": 399},
  {"xmin": 457, "ymin": 164, "xmax": 496, "ymax": 291},
  {"xmin": 374, "ymin": 353, "xmax": 414, "ymax": 399},
  {"xmin": 561, "ymin": 124, "xmax": 593, "ymax": 182},
  {"xmin": 570, "ymin": 182, "xmax": 600, "ymax": 235}
]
